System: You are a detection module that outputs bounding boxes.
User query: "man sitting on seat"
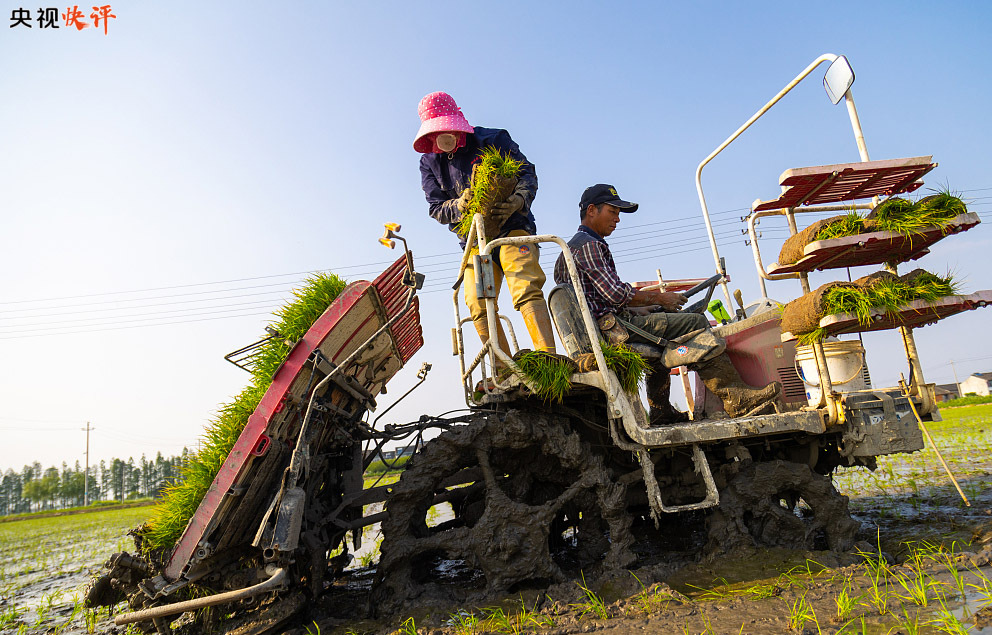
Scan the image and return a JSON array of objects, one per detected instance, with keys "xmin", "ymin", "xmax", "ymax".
[{"xmin": 553, "ymin": 184, "xmax": 781, "ymax": 424}]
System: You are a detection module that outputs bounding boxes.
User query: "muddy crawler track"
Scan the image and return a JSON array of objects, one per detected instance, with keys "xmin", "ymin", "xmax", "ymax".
[
  {"xmin": 371, "ymin": 409, "xmax": 635, "ymax": 615},
  {"xmin": 706, "ymin": 459, "xmax": 859, "ymax": 553}
]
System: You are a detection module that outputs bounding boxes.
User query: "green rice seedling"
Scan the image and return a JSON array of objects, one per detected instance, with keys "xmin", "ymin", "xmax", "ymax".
[
  {"xmin": 447, "ymin": 609, "xmax": 480, "ymax": 634},
  {"xmin": 513, "ymin": 350, "xmax": 575, "ymax": 402},
  {"xmin": 785, "ymin": 594, "xmax": 818, "ymax": 632},
  {"xmin": 820, "ymin": 271, "xmax": 958, "ymax": 327},
  {"xmin": 67, "ymin": 593, "xmax": 84, "ymax": 623},
  {"xmin": 628, "ymin": 572, "xmax": 677, "ymax": 614},
  {"xmin": 897, "ymin": 607, "xmax": 923, "ymax": 635},
  {"xmin": 797, "ymin": 326, "xmax": 828, "ymax": 345},
  {"xmin": 943, "ymin": 559, "xmax": 968, "ymax": 598},
  {"xmin": 835, "ymin": 575, "xmax": 863, "ymax": 621},
  {"xmin": 397, "ymin": 616, "xmax": 418, "ymax": 635},
  {"xmin": 141, "ymin": 272, "xmax": 347, "ymax": 552},
  {"xmin": 358, "ymin": 534, "xmax": 383, "ymax": 568},
  {"xmin": 743, "ymin": 582, "xmax": 782, "ymax": 600},
  {"xmin": 685, "ymin": 577, "xmax": 737, "ymax": 599},
  {"xmin": 816, "ymin": 212, "xmax": 867, "ymax": 241},
  {"xmin": 930, "ymin": 596, "xmax": 969, "ymax": 634},
  {"xmin": 892, "ymin": 568, "xmax": 933, "ymax": 607},
  {"xmin": 857, "ymin": 538, "xmax": 892, "ymax": 615},
  {"xmin": 966, "ymin": 563, "xmax": 992, "ymax": 606},
  {"xmin": 480, "ymin": 606, "xmax": 515, "ymax": 633},
  {"xmin": 304, "ymin": 621, "xmax": 321, "ymax": 635},
  {"xmin": 877, "ymin": 192, "xmax": 966, "ymax": 235},
  {"xmin": 573, "ymin": 574, "xmax": 610, "ymax": 619},
  {"xmin": 455, "ymin": 146, "xmax": 524, "ymax": 238},
  {"xmin": 601, "ymin": 342, "xmax": 648, "ymax": 393},
  {"xmin": 0, "ymin": 604, "xmax": 22, "ymax": 629},
  {"xmin": 518, "ymin": 596, "xmax": 554, "ymax": 628}
]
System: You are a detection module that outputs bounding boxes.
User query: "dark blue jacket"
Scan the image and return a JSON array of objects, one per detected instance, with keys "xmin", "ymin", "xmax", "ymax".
[{"xmin": 419, "ymin": 126, "xmax": 538, "ymax": 244}]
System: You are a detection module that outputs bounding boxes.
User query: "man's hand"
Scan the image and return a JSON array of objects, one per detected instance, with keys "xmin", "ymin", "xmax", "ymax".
[
  {"xmin": 627, "ymin": 305, "xmax": 658, "ymax": 317},
  {"xmin": 455, "ymin": 188, "xmax": 473, "ymax": 213},
  {"xmin": 630, "ymin": 289, "xmax": 687, "ymax": 311},
  {"xmin": 493, "ymin": 187, "xmax": 529, "ymax": 215},
  {"xmin": 655, "ymin": 292, "xmax": 688, "ymax": 311},
  {"xmin": 631, "ymin": 289, "xmax": 687, "ymax": 310}
]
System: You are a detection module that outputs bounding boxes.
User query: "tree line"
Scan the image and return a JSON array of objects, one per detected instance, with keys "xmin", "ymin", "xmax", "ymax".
[{"xmin": 0, "ymin": 451, "xmax": 188, "ymax": 515}]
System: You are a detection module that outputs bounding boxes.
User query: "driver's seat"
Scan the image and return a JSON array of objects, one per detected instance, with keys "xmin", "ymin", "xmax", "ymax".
[{"xmin": 547, "ymin": 283, "xmax": 665, "ymax": 360}]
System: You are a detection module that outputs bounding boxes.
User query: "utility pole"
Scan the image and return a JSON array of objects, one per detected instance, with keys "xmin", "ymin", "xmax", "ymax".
[
  {"xmin": 81, "ymin": 422, "xmax": 93, "ymax": 506},
  {"xmin": 950, "ymin": 359, "xmax": 962, "ymax": 398}
]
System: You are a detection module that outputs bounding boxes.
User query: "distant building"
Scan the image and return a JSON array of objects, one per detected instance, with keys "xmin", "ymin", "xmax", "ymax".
[
  {"xmin": 934, "ymin": 383, "xmax": 960, "ymax": 402},
  {"xmin": 960, "ymin": 372, "xmax": 992, "ymax": 397},
  {"xmin": 367, "ymin": 440, "xmax": 422, "ymax": 462}
]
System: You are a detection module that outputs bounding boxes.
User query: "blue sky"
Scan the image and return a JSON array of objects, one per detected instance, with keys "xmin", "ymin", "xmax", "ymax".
[{"xmin": 1, "ymin": 1, "xmax": 990, "ymax": 470}]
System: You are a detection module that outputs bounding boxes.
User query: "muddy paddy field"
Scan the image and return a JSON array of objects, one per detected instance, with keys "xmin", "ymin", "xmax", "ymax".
[{"xmin": 2, "ymin": 405, "xmax": 991, "ymax": 635}]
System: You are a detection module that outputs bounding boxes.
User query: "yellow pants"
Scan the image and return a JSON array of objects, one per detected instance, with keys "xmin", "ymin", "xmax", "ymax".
[{"xmin": 463, "ymin": 229, "xmax": 547, "ymax": 322}]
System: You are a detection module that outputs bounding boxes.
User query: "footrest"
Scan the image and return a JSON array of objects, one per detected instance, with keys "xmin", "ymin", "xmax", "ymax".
[
  {"xmin": 767, "ymin": 213, "xmax": 981, "ymax": 275},
  {"xmin": 781, "ymin": 290, "xmax": 992, "ymax": 341}
]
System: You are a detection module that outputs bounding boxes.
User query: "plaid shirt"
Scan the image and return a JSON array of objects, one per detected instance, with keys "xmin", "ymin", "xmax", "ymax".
[{"xmin": 554, "ymin": 225, "xmax": 635, "ymax": 319}]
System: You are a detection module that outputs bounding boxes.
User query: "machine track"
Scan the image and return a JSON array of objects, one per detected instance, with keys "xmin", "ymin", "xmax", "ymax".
[
  {"xmin": 706, "ymin": 459, "xmax": 859, "ymax": 553},
  {"xmin": 371, "ymin": 409, "xmax": 635, "ymax": 615}
]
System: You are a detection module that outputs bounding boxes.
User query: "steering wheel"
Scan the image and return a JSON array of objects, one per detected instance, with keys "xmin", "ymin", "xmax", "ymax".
[{"xmin": 680, "ymin": 274, "xmax": 723, "ymax": 315}]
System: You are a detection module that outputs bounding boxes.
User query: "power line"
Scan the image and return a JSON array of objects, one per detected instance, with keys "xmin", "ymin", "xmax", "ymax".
[
  {"xmin": 0, "ymin": 311, "xmax": 274, "ymax": 340},
  {"xmin": 2, "ymin": 188, "xmax": 989, "ymax": 338}
]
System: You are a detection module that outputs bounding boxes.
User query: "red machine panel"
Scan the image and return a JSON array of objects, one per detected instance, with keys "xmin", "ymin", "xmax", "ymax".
[{"xmin": 164, "ymin": 257, "xmax": 423, "ymax": 581}]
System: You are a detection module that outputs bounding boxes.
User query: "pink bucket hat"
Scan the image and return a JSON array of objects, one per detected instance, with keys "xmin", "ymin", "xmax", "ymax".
[{"xmin": 413, "ymin": 92, "xmax": 474, "ymax": 153}]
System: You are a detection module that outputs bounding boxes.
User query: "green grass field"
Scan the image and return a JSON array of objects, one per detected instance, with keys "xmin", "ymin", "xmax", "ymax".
[{"xmin": 0, "ymin": 506, "xmax": 149, "ymax": 634}]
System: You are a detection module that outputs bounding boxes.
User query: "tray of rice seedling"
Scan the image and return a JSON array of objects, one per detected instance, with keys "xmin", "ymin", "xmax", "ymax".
[
  {"xmin": 780, "ymin": 269, "xmax": 991, "ymax": 342},
  {"xmin": 769, "ymin": 194, "xmax": 979, "ymax": 275},
  {"xmin": 753, "ymin": 156, "xmax": 936, "ymax": 212},
  {"xmin": 808, "ymin": 290, "xmax": 992, "ymax": 337},
  {"xmin": 156, "ymin": 256, "xmax": 423, "ymax": 581}
]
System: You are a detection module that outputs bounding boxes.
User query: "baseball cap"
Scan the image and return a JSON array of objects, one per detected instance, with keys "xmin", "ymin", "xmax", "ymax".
[{"xmin": 579, "ymin": 184, "xmax": 638, "ymax": 212}]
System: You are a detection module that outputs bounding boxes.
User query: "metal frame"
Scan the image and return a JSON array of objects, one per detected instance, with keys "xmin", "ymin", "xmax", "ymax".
[
  {"xmin": 451, "ymin": 214, "xmax": 628, "ymax": 414},
  {"xmin": 693, "ymin": 52, "xmax": 938, "ymax": 425}
]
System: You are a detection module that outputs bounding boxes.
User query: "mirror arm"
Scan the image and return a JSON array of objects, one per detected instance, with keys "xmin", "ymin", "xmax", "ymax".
[{"xmin": 694, "ymin": 53, "xmax": 840, "ymax": 306}]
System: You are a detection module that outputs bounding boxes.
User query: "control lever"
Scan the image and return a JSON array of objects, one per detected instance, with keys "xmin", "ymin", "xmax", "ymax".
[
  {"xmin": 733, "ymin": 289, "xmax": 747, "ymax": 320},
  {"xmin": 682, "ymin": 274, "xmax": 724, "ymax": 314}
]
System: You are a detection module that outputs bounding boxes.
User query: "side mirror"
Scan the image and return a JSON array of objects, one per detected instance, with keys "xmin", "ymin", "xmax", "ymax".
[{"xmin": 823, "ymin": 55, "xmax": 855, "ymax": 105}]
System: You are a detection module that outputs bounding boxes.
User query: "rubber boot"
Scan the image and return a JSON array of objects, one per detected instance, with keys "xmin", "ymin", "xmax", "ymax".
[
  {"xmin": 694, "ymin": 353, "xmax": 782, "ymax": 417},
  {"xmin": 473, "ymin": 315, "xmax": 512, "ymax": 372},
  {"xmin": 519, "ymin": 300, "xmax": 557, "ymax": 353},
  {"xmin": 646, "ymin": 361, "xmax": 690, "ymax": 425}
]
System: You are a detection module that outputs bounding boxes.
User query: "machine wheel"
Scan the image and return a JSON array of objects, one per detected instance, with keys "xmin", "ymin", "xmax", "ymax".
[
  {"xmin": 706, "ymin": 460, "xmax": 858, "ymax": 553},
  {"xmin": 371, "ymin": 410, "xmax": 634, "ymax": 615}
]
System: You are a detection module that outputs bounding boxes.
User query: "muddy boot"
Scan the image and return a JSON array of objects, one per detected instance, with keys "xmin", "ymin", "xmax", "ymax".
[
  {"xmin": 693, "ymin": 353, "xmax": 782, "ymax": 417},
  {"xmin": 473, "ymin": 315, "xmax": 512, "ymax": 372},
  {"xmin": 519, "ymin": 300, "xmax": 557, "ymax": 353},
  {"xmin": 646, "ymin": 362, "xmax": 690, "ymax": 425}
]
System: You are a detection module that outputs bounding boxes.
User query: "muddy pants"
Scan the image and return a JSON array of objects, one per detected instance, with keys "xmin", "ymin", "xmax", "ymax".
[
  {"xmin": 624, "ymin": 311, "xmax": 711, "ymax": 348},
  {"xmin": 623, "ymin": 311, "xmax": 714, "ymax": 420},
  {"xmin": 463, "ymin": 229, "xmax": 547, "ymax": 322}
]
